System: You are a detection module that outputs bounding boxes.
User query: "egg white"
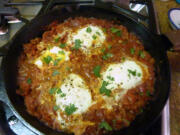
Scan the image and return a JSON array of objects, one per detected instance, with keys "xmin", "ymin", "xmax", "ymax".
[
  {"xmin": 67, "ymin": 25, "xmax": 106, "ymax": 53},
  {"xmin": 55, "ymin": 74, "xmax": 92, "ymax": 114}
]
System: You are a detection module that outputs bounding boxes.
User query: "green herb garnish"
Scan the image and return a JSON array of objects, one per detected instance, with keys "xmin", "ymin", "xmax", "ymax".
[
  {"xmin": 101, "ymin": 48, "xmax": 106, "ymax": 53},
  {"xmin": 103, "ymin": 28, "xmax": 107, "ymax": 32},
  {"xmin": 53, "ymin": 105, "xmax": 59, "ymax": 111},
  {"xmin": 146, "ymin": 90, "xmax": 151, "ymax": 96},
  {"xmin": 57, "ymin": 88, "xmax": 62, "ymax": 94},
  {"xmin": 60, "ymin": 93, "xmax": 66, "ymax": 97},
  {"xmin": 107, "ymin": 76, "xmax": 114, "ymax": 81},
  {"xmin": 73, "ymin": 39, "xmax": 81, "ymax": 50},
  {"xmin": 49, "ymin": 88, "xmax": 57, "ymax": 95},
  {"xmin": 108, "ymin": 45, "xmax": 112, "ymax": 49},
  {"xmin": 54, "ymin": 37, "xmax": 60, "ymax": 43},
  {"xmin": 127, "ymin": 69, "xmax": 137, "ymax": 76},
  {"xmin": 27, "ymin": 78, "xmax": 32, "ymax": 84},
  {"xmin": 58, "ymin": 50, "xmax": 65, "ymax": 55},
  {"xmin": 130, "ymin": 48, "xmax": 135, "ymax": 55},
  {"xmin": 53, "ymin": 58, "xmax": 61, "ymax": 66},
  {"xmin": 110, "ymin": 27, "xmax": 122, "ymax": 37},
  {"xmin": 92, "ymin": 35, "xmax": 97, "ymax": 40},
  {"xmin": 100, "ymin": 81, "xmax": 111, "ymax": 96},
  {"xmin": 65, "ymin": 104, "xmax": 78, "ymax": 115},
  {"xmin": 138, "ymin": 50, "xmax": 145, "ymax": 58},
  {"xmin": 86, "ymin": 27, "xmax": 92, "ymax": 33},
  {"xmin": 99, "ymin": 121, "xmax": 112, "ymax": 131},
  {"xmin": 102, "ymin": 53, "xmax": 113, "ymax": 60},
  {"xmin": 43, "ymin": 55, "xmax": 52, "ymax": 64},
  {"xmin": 52, "ymin": 70, "xmax": 60, "ymax": 76},
  {"xmin": 96, "ymin": 31, "xmax": 101, "ymax": 36},
  {"xmin": 59, "ymin": 43, "xmax": 67, "ymax": 48},
  {"xmin": 93, "ymin": 65, "xmax": 101, "ymax": 77}
]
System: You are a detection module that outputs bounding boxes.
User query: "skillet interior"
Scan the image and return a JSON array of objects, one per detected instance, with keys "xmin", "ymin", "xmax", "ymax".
[{"xmin": 1, "ymin": 6, "xmax": 170, "ymax": 135}]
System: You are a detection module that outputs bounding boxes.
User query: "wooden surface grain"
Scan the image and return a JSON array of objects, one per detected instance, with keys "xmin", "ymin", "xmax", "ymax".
[{"xmin": 168, "ymin": 51, "xmax": 180, "ymax": 135}]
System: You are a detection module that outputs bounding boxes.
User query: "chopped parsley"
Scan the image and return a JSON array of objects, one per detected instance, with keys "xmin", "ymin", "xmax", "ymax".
[
  {"xmin": 110, "ymin": 27, "xmax": 122, "ymax": 37},
  {"xmin": 99, "ymin": 121, "xmax": 112, "ymax": 131},
  {"xmin": 138, "ymin": 50, "xmax": 145, "ymax": 58},
  {"xmin": 43, "ymin": 55, "xmax": 52, "ymax": 64},
  {"xmin": 60, "ymin": 93, "xmax": 66, "ymax": 97},
  {"xmin": 137, "ymin": 73, "xmax": 141, "ymax": 77},
  {"xmin": 102, "ymin": 53, "xmax": 113, "ymax": 60},
  {"xmin": 146, "ymin": 90, "xmax": 151, "ymax": 96},
  {"xmin": 52, "ymin": 70, "xmax": 60, "ymax": 76},
  {"xmin": 108, "ymin": 45, "xmax": 112, "ymax": 49},
  {"xmin": 72, "ymin": 39, "xmax": 81, "ymax": 50},
  {"xmin": 100, "ymin": 81, "xmax": 111, "ymax": 96},
  {"xmin": 101, "ymin": 48, "xmax": 106, "ymax": 53},
  {"xmin": 49, "ymin": 88, "xmax": 57, "ymax": 95},
  {"xmin": 56, "ymin": 88, "xmax": 62, "ymax": 94},
  {"xmin": 96, "ymin": 31, "xmax": 101, "ymax": 36},
  {"xmin": 27, "ymin": 78, "xmax": 32, "ymax": 84},
  {"xmin": 103, "ymin": 28, "xmax": 107, "ymax": 32},
  {"xmin": 128, "ymin": 69, "xmax": 137, "ymax": 76},
  {"xmin": 107, "ymin": 76, "xmax": 114, "ymax": 81},
  {"xmin": 66, "ymin": 66, "xmax": 71, "ymax": 71},
  {"xmin": 56, "ymin": 88, "xmax": 66, "ymax": 97},
  {"xmin": 65, "ymin": 104, "xmax": 78, "ymax": 115},
  {"xmin": 86, "ymin": 27, "xmax": 92, "ymax": 33},
  {"xmin": 58, "ymin": 50, "xmax": 65, "ymax": 55},
  {"xmin": 53, "ymin": 105, "xmax": 59, "ymax": 111},
  {"xmin": 53, "ymin": 58, "xmax": 61, "ymax": 66},
  {"xmin": 123, "ymin": 119, "xmax": 130, "ymax": 125},
  {"xmin": 93, "ymin": 65, "xmax": 101, "ymax": 77},
  {"xmin": 54, "ymin": 37, "xmax": 60, "ymax": 43},
  {"xmin": 130, "ymin": 48, "xmax": 135, "ymax": 55},
  {"xmin": 59, "ymin": 43, "xmax": 67, "ymax": 48},
  {"xmin": 92, "ymin": 35, "xmax": 97, "ymax": 40},
  {"xmin": 122, "ymin": 57, "xmax": 126, "ymax": 61}
]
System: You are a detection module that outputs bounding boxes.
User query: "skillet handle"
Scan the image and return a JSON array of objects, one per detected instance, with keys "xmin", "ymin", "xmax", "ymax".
[{"xmin": 0, "ymin": 43, "xmax": 9, "ymax": 57}]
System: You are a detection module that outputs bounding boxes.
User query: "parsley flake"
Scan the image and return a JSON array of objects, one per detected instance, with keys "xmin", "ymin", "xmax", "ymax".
[
  {"xmin": 49, "ymin": 88, "xmax": 57, "ymax": 95},
  {"xmin": 107, "ymin": 76, "xmax": 114, "ymax": 81},
  {"xmin": 59, "ymin": 43, "xmax": 67, "ymax": 48},
  {"xmin": 65, "ymin": 104, "xmax": 78, "ymax": 115},
  {"xmin": 60, "ymin": 93, "xmax": 66, "ymax": 97},
  {"xmin": 102, "ymin": 53, "xmax": 113, "ymax": 60},
  {"xmin": 27, "ymin": 78, "xmax": 32, "ymax": 84},
  {"xmin": 101, "ymin": 48, "xmax": 106, "ymax": 53},
  {"xmin": 53, "ymin": 105, "xmax": 59, "ymax": 111},
  {"xmin": 52, "ymin": 70, "xmax": 60, "ymax": 76},
  {"xmin": 43, "ymin": 55, "xmax": 52, "ymax": 64},
  {"xmin": 93, "ymin": 65, "xmax": 101, "ymax": 77},
  {"xmin": 103, "ymin": 28, "xmax": 107, "ymax": 32},
  {"xmin": 53, "ymin": 58, "xmax": 61, "ymax": 66},
  {"xmin": 57, "ymin": 88, "xmax": 62, "ymax": 94},
  {"xmin": 96, "ymin": 31, "xmax": 101, "ymax": 36},
  {"xmin": 86, "ymin": 27, "xmax": 92, "ymax": 33},
  {"xmin": 100, "ymin": 81, "xmax": 111, "ymax": 96},
  {"xmin": 99, "ymin": 121, "xmax": 112, "ymax": 131},
  {"xmin": 73, "ymin": 39, "xmax": 81, "ymax": 50},
  {"xmin": 130, "ymin": 48, "xmax": 135, "ymax": 55},
  {"xmin": 138, "ymin": 50, "xmax": 145, "ymax": 58},
  {"xmin": 58, "ymin": 50, "xmax": 65, "ymax": 55},
  {"xmin": 146, "ymin": 90, "xmax": 151, "ymax": 96},
  {"xmin": 54, "ymin": 37, "xmax": 60, "ymax": 43},
  {"xmin": 110, "ymin": 27, "xmax": 122, "ymax": 37},
  {"xmin": 128, "ymin": 69, "xmax": 137, "ymax": 76},
  {"xmin": 92, "ymin": 35, "xmax": 97, "ymax": 40},
  {"xmin": 108, "ymin": 45, "xmax": 112, "ymax": 49}
]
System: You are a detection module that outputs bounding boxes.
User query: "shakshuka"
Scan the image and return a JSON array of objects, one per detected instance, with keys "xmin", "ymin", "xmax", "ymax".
[{"xmin": 17, "ymin": 17, "xmax": 155, "ymax": 135}]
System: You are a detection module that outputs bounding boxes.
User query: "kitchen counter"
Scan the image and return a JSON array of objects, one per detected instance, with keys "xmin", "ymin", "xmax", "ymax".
[{"xmin": 154, "ymin": 1, "xmax": 180, "ymax": 135}]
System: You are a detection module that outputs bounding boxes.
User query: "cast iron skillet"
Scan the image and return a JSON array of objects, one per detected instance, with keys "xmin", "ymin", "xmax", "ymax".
[{"xmin": 0, "ymin": 2, "xmax": 172, "ymax": 135}]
